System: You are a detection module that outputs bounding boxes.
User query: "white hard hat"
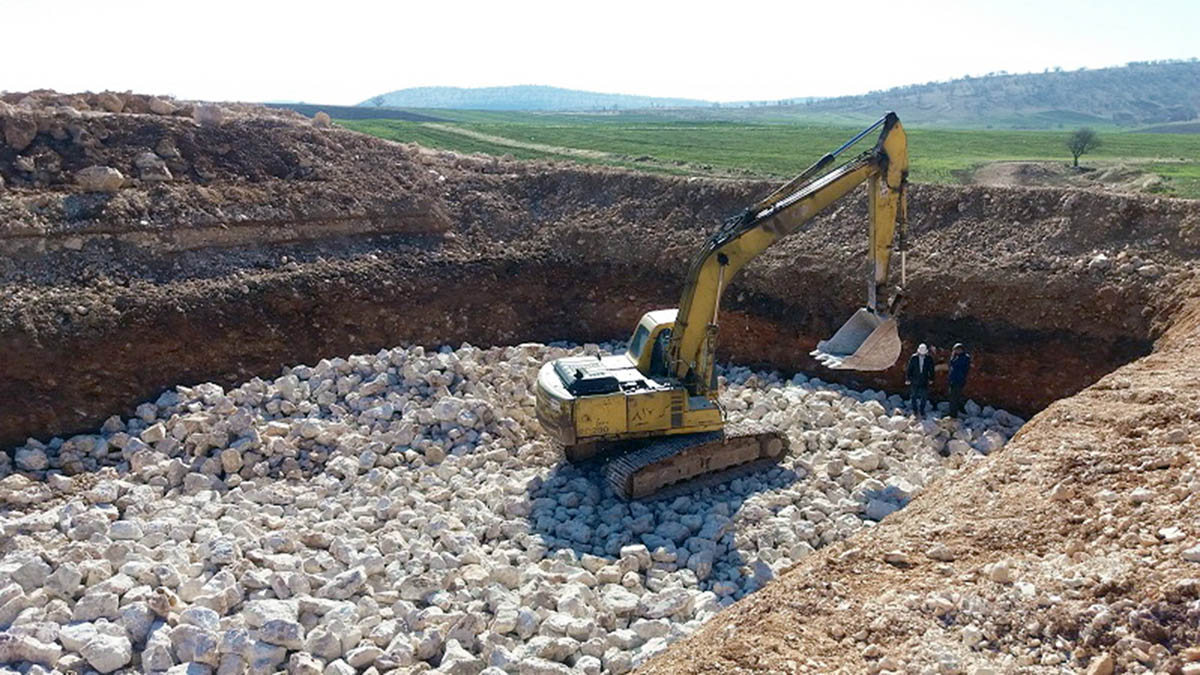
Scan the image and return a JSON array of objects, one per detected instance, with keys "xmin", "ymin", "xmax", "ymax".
[{"xmin": 917, "ymin": 343, "xmax": 928, "ymax": 355}]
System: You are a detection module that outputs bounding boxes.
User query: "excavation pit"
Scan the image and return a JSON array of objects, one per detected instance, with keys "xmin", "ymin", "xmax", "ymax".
[{"xmin": 3, "ymin": 95, "xmax": 1200, "ymax": 673}]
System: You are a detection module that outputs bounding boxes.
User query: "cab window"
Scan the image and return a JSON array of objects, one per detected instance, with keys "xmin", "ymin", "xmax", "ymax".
[
  {"xmin": 649, "ymin": 329, "xmax": 671, "ymax": 377},
  {"xmin": 628, "ymin": 325, "xmax": 651, "ymax": 362}
]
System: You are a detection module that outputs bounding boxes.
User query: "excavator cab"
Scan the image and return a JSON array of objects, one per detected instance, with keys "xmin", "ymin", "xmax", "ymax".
[{"xmin": 811, "ymin": 309, "xmax": 900, "ymax": 371}]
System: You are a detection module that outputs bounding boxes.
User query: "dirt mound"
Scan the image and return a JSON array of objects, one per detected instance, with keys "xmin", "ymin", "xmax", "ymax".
[
  {"xmin": 971, "ymin": 161, "xmax": 1067, "ymax": 187},
  {"xmin": 969, "ymin": 160, "xmax": 1170, "ymax": 195},
  {"xmin": 0, "ymin": 91, "xmax": 451, "ymax": 246},
  {"xmin": 1, "ymin": 90, "xmax": 305, "ymax": 187}
]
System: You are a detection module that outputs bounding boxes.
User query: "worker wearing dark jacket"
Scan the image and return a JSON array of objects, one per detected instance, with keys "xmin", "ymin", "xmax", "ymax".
[
  {"xmin": 905, "ymin": 343, "xmax": 935, "ymax": 415},
  {"xmin": 947, "ymin": 343, "xmax": 972, "ymax": 417}
]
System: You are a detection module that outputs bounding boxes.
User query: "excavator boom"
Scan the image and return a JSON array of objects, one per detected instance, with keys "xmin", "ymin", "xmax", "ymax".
[{"xmin": 667, "ymin": 112, "xmax": 909, "ymax": 394}]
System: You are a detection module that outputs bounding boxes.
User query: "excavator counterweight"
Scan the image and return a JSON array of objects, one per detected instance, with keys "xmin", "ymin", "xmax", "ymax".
[{"xmin": 535, "ymin": 112, "xmax": 911, "ymax": 499}]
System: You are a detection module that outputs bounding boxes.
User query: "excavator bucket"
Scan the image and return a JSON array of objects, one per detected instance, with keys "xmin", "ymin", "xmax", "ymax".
[{"xmin": 811, "ymin": 308, "xmax": 901, "ymax": 371}]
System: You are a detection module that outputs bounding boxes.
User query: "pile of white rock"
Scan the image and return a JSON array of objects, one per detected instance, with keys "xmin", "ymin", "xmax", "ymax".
[{"xmin": 0, "ymin": 342, "xmax": 1022, "ymax": 674}]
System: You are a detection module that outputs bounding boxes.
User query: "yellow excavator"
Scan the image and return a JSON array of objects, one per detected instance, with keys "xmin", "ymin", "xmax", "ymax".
[{"xmin": 535, "ymin": 112, "xmax": 909, "ymax": 499}]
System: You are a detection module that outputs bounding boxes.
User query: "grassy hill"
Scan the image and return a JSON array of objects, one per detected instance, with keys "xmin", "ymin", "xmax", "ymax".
[
  {"xmin": 359, "ymin": 85, "xmax": 714, "ymax": 111},
  {"xmin": 341, "ymin": 115, "xmax": 1200, "ymax": 198}
]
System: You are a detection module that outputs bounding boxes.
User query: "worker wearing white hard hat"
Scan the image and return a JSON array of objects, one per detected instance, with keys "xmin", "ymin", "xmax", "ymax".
[{"xmin": 905, "ymin": 343, "xmax": 935, "ymax": 415}]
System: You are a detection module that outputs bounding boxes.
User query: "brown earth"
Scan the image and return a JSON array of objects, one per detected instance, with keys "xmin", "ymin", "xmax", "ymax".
[{"xmin": 3, "ymin": 92, "xmax": 1200, "ymax": 671}]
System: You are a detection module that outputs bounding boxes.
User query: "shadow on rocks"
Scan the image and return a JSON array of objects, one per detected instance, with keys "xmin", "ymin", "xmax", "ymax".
[
  {"xmin": 63, "ymin": 192, "xmax": 113, "ymax": 223},
  {"xmin": 525, "ymin": 455, "xmax": 802, "ymax": 598}
]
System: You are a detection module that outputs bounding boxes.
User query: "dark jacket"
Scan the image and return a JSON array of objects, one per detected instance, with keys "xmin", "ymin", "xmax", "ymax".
[
  {"xmin": 906, "ymin": 353, "xmax": 934, "ymax": 387},
  {"xmin": 949, "ymin": 352, "xmax": 972, "ymax": 387}
]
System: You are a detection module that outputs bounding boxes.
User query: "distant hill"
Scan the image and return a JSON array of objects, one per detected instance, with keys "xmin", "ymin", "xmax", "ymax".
[
  {"xmin": 1132, "ymin": 120, "xmax": 1200, "ymax": 134},
  {"xmin": 263, "ymin": 102, "xmax": 444, "ymax": 122},
  {"xmin": 796, "ymin": 60, "xmax": 1200, "ymax": 128},
  {"xmin": 353, "ymin": 61, "xmax": 1200, "ymax": 129},
  {"xmin": 358, "ymin": 85, "xmax": 714, "ymax": 111}
]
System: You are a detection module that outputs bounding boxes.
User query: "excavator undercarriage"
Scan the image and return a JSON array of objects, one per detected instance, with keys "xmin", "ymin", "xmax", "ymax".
[
  {"xmin": 559, "ymin": 421, "xmax": 789, "ymax": 500},
  {"xmin": 603, "ymin": 423, "xmax": 788, "ymax": 500}
]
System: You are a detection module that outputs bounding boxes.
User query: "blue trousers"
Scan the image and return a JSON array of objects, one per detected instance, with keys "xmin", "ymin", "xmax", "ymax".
[{"xmin": 949, "ymin": 383, "xmax": 965, "ymax": 417}]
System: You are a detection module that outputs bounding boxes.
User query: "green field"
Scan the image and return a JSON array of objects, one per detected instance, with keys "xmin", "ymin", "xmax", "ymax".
[{"xmin": 343, "ymin": 114, "xmax": 1200, "ymax": 198}]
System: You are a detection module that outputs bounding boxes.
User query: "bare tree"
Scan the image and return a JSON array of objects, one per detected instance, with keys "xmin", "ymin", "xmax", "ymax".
[
  {"xmin": 370, "ymin": 95, "xmax": 386, "ymax": 107},
  {"xmin": 1067, "ymin": 127, "xmax": 1100, "ymax": 167}
]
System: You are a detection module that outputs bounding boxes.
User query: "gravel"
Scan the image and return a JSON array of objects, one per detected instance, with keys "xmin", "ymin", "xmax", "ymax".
[{"xmin": 0, "ymin": 341, "xmax": 1021, "ymax": 672}]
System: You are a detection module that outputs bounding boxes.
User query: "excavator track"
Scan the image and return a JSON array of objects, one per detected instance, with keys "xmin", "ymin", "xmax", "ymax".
[{"xmin": 604, "ymin": 421, "xmax": 789, "ymax": 500}]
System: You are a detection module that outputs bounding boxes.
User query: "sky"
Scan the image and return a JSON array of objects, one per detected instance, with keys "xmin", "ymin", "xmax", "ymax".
[{"xmin": 3, "ymin": 0, "xmax": 1197, "ymax": 105}]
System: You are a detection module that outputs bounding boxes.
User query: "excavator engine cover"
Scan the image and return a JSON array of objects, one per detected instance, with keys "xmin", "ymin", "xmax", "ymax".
[
  {"xmin": 811, "ymin": 308, "xmax": 901, "ymax": 371},
  {"xmin": 553, "ymin": 357, "xmax": 621, "ymax": 396}
]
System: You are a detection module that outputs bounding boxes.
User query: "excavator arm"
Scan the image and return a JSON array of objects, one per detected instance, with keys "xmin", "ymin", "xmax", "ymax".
[{"xmin": 666, "ymin": 112, "xmax": 909, "ymax": 396}]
